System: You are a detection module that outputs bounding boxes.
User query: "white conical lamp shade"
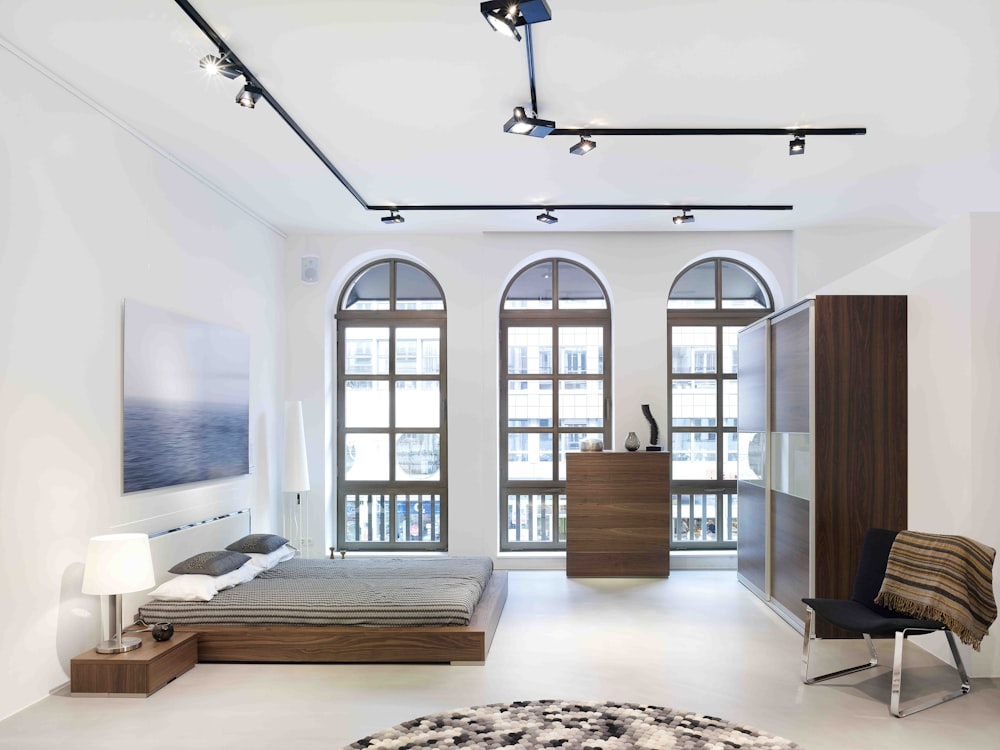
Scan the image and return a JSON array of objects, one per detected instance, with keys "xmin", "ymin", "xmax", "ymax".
[
  {"xmin": 81, "ymin": 533, "xmax": 155, "ymax": 595},
  {"xmin": 283, "ymin": 401, "xmax": 310, "ymax": 493}
]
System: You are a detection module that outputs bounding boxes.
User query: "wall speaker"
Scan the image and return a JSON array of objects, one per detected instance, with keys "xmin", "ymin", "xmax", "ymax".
[{"xmin": 301, "ymin": 256, "xmax": 319, "ymax": 284}]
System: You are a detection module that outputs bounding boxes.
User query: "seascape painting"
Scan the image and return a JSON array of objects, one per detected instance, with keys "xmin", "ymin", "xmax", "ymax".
[{"xmin": 123, "ymin": 300, "xmax": 249, "ymax": 493}]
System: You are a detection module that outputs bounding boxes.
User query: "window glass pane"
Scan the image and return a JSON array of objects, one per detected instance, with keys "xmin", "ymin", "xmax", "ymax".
[
  {"xmin": 672, "ymin": 493, "xmax": 736, "ymax": 543},
  {"xmin": 671, "ymin": 379, "xmax": 717, "ymax": 427},
  {"xmin": 344, "ymin": 433, "xmax": 389, "ymax": 480},
  {"xmin": 345, "ymin": 380, "xmax": 389, "ymax": 427},
  {"xmin": 722, "ymin": 327, "xmax": 739, "ymax": 374},
  {"xmin": 396, "ymin": 263, "xmax": 444, "ymax": 310},
  {"xmin": 671, "ymin": 493, "xmax": 719, "ymax": 541},
  {"xmin": 396, "ymin": 494, "xmax": 441, "ymax": 541},
  {"xmin": 508, "ymin": 328, "xmax": 553, "ymax": 374},
  {"xmin": 342, "ymin": 263, "xmax": 390, "ymax": 311},
  {"xmin": 506, "ymin": 494, "xmax": 554, "ymax": 543},
  {"xmin": 672, "ymin": 327, "xmax": 716, "ymax": 374},
  {"xmin": 344, "ymin": 494, "xmax": 390, "ymax": 542},
  {"xmin": 721, "ymin": 261, "xmax": 769, "ymax": 309},
  {"xmin": 667, "ymin": 260, "xmax": 715, "ymax": 309},
  {"xmin": 557, "ymin": 493, "xmax": 567, "ymax": 542},
  {"xmin": 507, "ymin": 433, "xmax": 553, "ymax": 480},
  {"xmin": 394, "ymin": 327, "xmax": 440, "ymax": 374},
  {"xmin": 508, "ymin": 383, "xmax": 553, "ymax": 427},
  {"xmin": 558, "ymin": 432, "xmax": 600, "ymax": 480},
  {"xmin": 559, "ymin": 327, "xmax": 603, "ymax": 374},
  {"xmin": 395, "ymin": 435, "xmax": 440, "ymax": 480},
  {"xmin": 557, "ymin": 261, "xmax": 606, "ymax": 310},
  {"xmin": 723, "ymin": 379, "xmax": 737, "ymax": 427},
  {"xmin": 395, "ymin": 381, "xmax": 440, "ymax": 428},
  {"xmin": 723, "ymin": 432, "xmax": 739, "ymax": 480},
  {"xmin": 671, "ymin": 432, "xmax": 718, "ymax": 480},
  {"xmin": 504, "ymin": 261, "xmax": 553, "ymax": 310},
  {"xmin": 344, "ymin": 328, "xmax": 389, "ymax": 374},
  {"xmin": 558, "ymin": 380, "xmax": 603, "ymax": 428}
]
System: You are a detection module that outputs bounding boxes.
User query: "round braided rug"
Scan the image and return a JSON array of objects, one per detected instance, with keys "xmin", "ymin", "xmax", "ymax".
[{"xmin": 345, "ymin": 699, "xmax": 804, "ymax": 749}]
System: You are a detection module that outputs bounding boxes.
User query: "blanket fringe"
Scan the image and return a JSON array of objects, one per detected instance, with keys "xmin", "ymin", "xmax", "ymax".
[{"xmin": 875, "ymin": 590, "xmax": 984, "ymax": 651}]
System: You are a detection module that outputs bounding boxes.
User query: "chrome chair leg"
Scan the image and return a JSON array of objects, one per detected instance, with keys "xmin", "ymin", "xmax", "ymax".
[
  {"xmin": 890, "ymin": 629, "xmax": 972, "ymax": 718},
  {"xmin": 801, "ymin": 607, "xmax": 879, "ymax": 685}
]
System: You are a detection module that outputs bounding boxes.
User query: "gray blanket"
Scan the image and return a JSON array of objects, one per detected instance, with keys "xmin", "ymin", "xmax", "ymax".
[{"xmin": 137, "ymin": 556, "xmax": 493, "ymax": 627}]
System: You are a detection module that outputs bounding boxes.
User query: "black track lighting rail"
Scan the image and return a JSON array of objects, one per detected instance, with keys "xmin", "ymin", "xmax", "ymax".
[
  {"xmin": 550, "ymin": 127, "xmax": 867, "ymax": 137},
  {"xmin": 174, "ymin": 0, "xmax": 796, "ymax": 223},
  {"xmin": 368, "ymin": 204, "xmax": 793, "ymax": 212},
  {"xmin": 174, "ymin": 0, "xmax": 367, "ymax": 209}
]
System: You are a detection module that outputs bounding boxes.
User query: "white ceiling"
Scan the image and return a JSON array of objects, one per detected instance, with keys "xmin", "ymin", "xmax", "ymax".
[{"xmin": 3, "ymin": 0, "xmax": 998, "ymax": 235}]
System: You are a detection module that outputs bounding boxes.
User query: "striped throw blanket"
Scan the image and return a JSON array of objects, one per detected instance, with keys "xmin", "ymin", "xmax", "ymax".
[{"xmin": 875, "ymin": 531, "xmax": 997, "ymax": 650}]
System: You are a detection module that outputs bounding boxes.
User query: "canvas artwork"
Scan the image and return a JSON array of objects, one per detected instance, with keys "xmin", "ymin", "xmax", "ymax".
[{"xmin": 123, "ymin": 300, "xmax": 249, "ymax": 493}]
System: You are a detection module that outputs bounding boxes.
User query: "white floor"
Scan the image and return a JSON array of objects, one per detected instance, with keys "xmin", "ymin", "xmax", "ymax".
[{"xmin": 1, "ymin": 570, "xmax": 997, "ymax": 749}]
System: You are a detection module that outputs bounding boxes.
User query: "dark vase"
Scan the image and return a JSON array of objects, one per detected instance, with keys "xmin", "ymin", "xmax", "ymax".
[
  {"xmin": 624, "ymin": 431, "xmax": 640, "ymax": 451},
  {"xmin": 151, "ymin": 622, "xmax": 174, "ymax": 642}
]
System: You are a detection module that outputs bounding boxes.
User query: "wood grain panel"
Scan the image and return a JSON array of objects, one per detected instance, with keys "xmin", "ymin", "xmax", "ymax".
[
  {"xmin": 70, "ymin": 631, "xmax": 198, "ymax": 696},
  {"xmin": 566, "ymin": 551, "xmax": 670, "ymax": 577},
  {"xmin": 736, "ymin": 481, "xmax": 766, "ymax": 593},
  {"xmin": 812, "ymin": 296, "xmax": 908, "ymax": 604},
  {"xmin": 566, "ymin": 452, "xmax": 670, "ymax": 576},
  {"xmin": 184, "ymin": 571, "xmax": 507, "ymax": 664},
  {"xmin": 737, "ymin": 322, "xmax": 768, "ymax": 432},
  {"xmin": 771, "ymin": 491, "xmax": 810, "ymax": 625},
  {"xmin": 771, "ymin": 303, "xmax": 811, "ymax": 434}
]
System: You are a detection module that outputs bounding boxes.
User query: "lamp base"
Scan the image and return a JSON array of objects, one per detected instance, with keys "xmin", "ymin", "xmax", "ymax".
[{"xmin": 95, "ymin": 635, "xmax": 142, "ymax": 654}]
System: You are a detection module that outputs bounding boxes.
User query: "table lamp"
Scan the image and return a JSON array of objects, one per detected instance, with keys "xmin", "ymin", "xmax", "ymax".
[{"xmin": 81, "ymin": 533, "xmax": 155, "ymax": 653}]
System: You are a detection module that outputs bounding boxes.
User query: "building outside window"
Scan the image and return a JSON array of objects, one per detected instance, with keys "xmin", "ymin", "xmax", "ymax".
[
  {"xmin": 336, "ymin": 259, "xmax": 447, "ymax": 551},
  {"xmin": 667, "ymin": 258, "xmax": 773, "ymax": 549},
  {"xmin": 499, "ymin": 259, "xmax": 611, "ymax": 551}
]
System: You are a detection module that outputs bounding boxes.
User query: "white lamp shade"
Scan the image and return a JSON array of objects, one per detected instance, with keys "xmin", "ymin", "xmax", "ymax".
[
  {"xmin": 81, "ymin": 533, "xmax": 155, "ymax": 595},
  {"xmin": 283, "ymin": 400, "xmax": 310, "ymax": 493}
]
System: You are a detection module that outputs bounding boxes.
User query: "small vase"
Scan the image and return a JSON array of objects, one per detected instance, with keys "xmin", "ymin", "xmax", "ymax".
[{"xmin": 624, "ymin": 431, "xmax": 640, "ymax": 451}]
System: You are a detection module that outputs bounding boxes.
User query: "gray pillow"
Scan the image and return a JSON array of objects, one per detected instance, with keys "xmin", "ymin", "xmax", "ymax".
[
  {"xmin": 168, "ymin": 550, "xmax": 250, "ymax": 576},
  {"xmin": 226, "ymin": 533, "xmax": 289, "ymax": 554}
]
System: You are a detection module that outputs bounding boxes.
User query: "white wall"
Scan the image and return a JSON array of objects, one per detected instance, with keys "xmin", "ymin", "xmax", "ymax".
[
  {"xmin": 283, "ymin": 232, "xmax": 795, "ymax": 564},
  {"xmin": 0, "ymin": 48, "xmax": 286, "ymax": 720},
  {"xmin": 800, "ymin": 213, "xmax": 1000, "ymax": 677}
]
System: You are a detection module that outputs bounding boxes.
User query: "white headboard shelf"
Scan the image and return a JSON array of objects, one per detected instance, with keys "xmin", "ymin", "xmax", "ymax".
[{"xmin": 124, "ymin": 508, "xmax": 252, "ymax": 619}]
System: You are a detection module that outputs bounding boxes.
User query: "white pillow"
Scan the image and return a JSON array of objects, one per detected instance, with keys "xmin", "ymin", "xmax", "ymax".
[
  {"xmin": 147, "ymin": 561, "xmax": 259, "ymax": 601},
  {"xmin": 147, "ymin": 574, "xmax": 220, "ymax": 602},
  {"xmin": 215, "ymin": 560, "xmax": 260, "ymax": 590},
  {"xmin": 245, "ymin": 543, "xmax": 296, "ymax": 571}
]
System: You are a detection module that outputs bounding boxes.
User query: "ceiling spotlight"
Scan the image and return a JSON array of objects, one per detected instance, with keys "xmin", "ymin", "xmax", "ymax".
[
  {"xmin": 480, "ymin": 1, "xmax": 552, "ymax": 41},
  {"xmin": 199, "ymin": 52, "xmax": 240, "ymax": 80},
  {"xmin": 673, "ymin": 210, "xmax": 694, "ymax": 225},
  {"xmin": 236, "ymin": 80, "xmax": 263, "ymax": 109},
  {"xmin": 481, "ymin": 2, "xmax": 522, "ymax": 41},
  {"xmin": 536, "ymin": 209, "xmax": 558, "ymax": 224},
  {"xmin": 569, "ymin": 135, "xmax": 597, "ymax": 156},
  {"xmin": 789, "ymin": 134, "xmax": 806, "ymax": 156},
  {"xmin": 381, "ymin": 210, "xmax": 405, "ymax": 225},
  {"xmin": 503, "ymin": 106, "xmax": 556, "ymax": 137}
]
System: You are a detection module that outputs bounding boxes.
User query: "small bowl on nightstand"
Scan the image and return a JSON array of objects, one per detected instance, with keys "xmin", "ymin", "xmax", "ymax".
[{"xmin": 580, "ymin": 438, "xmax": 604, "ymax": 452}]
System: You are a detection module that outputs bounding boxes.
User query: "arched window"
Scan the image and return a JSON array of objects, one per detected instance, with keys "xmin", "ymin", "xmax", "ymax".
[
  {"xmin": 499, "ymin": 259, "xmax": 611, "ymax": 551},
  {"xmin": 336, "ymin": 259, "xmax": 447, "ymax": 551},
  {"xmin": 667, "ymin": 258, "xmax": 773, "ymax": 549}
]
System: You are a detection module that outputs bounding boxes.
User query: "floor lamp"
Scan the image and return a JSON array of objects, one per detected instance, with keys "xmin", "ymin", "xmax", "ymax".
[
  {"xmin": 81, "ymin": 533, "xmax": 155, "ymax": 653},
  {"xmin": 283, "ymin": 400, "xmax": 310, "ymax": 554}
]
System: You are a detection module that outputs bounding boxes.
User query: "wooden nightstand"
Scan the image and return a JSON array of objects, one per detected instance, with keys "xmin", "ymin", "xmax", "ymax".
[{"xmin": 70, "ymin": 630, "xmax": 198, "ymax": 697}]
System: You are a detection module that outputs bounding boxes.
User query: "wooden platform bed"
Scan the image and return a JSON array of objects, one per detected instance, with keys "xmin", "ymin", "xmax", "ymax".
[
  {"xmin": 175, "ymin": 569, "xmax": 508, "ymax": 665},
  {"xmin": 136, "ymin": 509, "xmax": 507, "ymax": 664}
]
